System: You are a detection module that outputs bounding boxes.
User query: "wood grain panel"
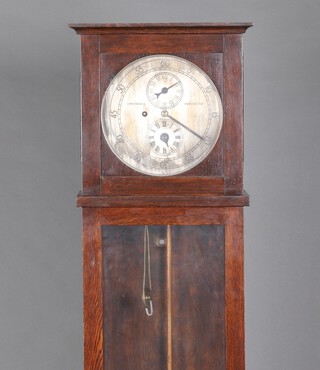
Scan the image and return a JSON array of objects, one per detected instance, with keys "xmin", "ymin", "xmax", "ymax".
[
  {"xmin": 171, "ymin": 226, "xmax": 226, "ymax": 369},
  {"xmin": 77, "ymin": 192, "xmax": 249, "ymax": 208},
  {"xmin": 102, "ymin": 225, "xmax": 226, "ymax": 369},
  {"xmin": 100, "ymin": 34, "xmax": 223, "ymax": 54},
  {"xmin": 101, "ymin": 176, "xmax": 224, "ymax": 196},
  {"xmin": 102, "ymin": 226, "xmax": 167, "ymax": 369},
  {"xmin": 100, "ymin": 207, "xmax": 228, "ymax": 226}
]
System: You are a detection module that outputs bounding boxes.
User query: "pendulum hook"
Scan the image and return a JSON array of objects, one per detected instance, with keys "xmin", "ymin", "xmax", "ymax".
[{"xmin": 142, "ymin": 226, "xmax": 153, "ymax": 316}]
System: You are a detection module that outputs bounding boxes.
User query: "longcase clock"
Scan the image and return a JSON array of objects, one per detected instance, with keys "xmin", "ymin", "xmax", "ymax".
[{"xmin": 70, "ymin": 23, "xmax": 252, "ymax": 370}]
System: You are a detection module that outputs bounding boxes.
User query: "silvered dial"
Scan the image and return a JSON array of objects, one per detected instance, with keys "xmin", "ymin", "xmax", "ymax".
[{"xmin": 101, "ymin": 54, "xmax": 223, "ymax": 176}]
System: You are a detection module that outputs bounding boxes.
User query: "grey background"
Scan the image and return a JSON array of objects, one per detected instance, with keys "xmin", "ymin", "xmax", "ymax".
[{"xmin": 1, "ymin": 0, "xmax": 319, "ymax": 369}]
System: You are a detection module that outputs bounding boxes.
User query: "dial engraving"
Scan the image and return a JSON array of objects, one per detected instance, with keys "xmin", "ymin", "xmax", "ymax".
[{"xmin": 101, "ymin": 54, "xmax": 223, "ymax": 176}]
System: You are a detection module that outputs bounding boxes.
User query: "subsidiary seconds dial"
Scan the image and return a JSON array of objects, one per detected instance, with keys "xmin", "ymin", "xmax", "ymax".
[
  {"xmin": 101, "ymin": 55, "xmax": 223, "ymax": 176},
  {"xmin": 146, "ymin": 72, "xmax": 183, "ymax": 109}
]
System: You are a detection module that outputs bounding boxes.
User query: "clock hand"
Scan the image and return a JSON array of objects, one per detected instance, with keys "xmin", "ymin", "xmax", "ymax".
[
  {"xmin": 166, "ymin": 113, "xmax": 204, "ymax": 140},
  {"xmin": 155, "ymin": 82, "xmax": 179, "ymax": 99},
  {"xmin": 160, "ymin": 133, "xmax": 170, "ymax": 147},
  {"xmin": 166, "ymin": 81, "xmax": 180, "ymax": 91}
]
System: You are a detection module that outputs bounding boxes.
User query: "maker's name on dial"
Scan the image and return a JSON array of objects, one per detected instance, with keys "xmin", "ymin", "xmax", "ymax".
[{"xmin": 184, "ymin": 102, "xmax": 204, "ymax": 105}]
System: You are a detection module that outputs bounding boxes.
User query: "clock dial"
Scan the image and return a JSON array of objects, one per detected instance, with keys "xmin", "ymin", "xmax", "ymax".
[
  {"xmin": 146, "ymin": 72, "xmax": 183, "ymax": 109},
  {"xmin": 148, "ymin": 118, "xmax": 183, "ymax": 155},
  {"xmin": 101, "ymin": 54, "xmax": 223, "ymax": 176}
]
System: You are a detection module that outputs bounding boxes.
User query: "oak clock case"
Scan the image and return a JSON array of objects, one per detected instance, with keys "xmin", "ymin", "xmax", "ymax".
[
  {"xmin": 101, "ymin": 54, "xmax": 223, "ymax": 176},
  {"xmin": 70, "ymin": 23, "xmax": 252, "ymax": 370}
]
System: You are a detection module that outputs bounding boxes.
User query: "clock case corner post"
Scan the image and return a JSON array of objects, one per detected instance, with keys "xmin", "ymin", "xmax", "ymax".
[
  {"xmin": 80, "ymin": 34, "xmax": 101, "ymax": 190},
  {"xmin": 80, "ymin": 33, "xmax": 104, "ymax": 369},
  {"xmin": 223, "ymin": 33, "xmax": 245, "ymax": 194}
]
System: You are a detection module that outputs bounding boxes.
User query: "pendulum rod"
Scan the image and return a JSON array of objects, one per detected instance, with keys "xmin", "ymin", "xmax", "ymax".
[{"xmin": 166, "ymin": 225, "xmax": 172, "ymax": 370}]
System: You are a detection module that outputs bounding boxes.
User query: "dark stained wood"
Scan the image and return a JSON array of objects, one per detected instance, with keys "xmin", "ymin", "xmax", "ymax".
[
  {"xmin": 171, "ymin": 226, "xmax": 225, "ymax": 369},
  {"xmin": 99, "ymin": 207, "xmax": 228, "ymax": 226},
  {"xmin": 82, "ymin": 209, "xmax": 103, "ymax": 370},
  {"xmin": 81, "ymin": 35, "xmax": 101, "ymax": 189},
  {"xmin": 102, "ymin": 226, "xmax": 167, "ymax": 369},
  {"xmin": 80, "ymin": 205, "xmax": 247, "ymax": 370},
  {"xmin": 101, "ymin": 176, "xmax": 225, "ymax": 196},
  {"xmin": 223, "ymin": 34, "xmax": 244, "ymax": 193},
  {"xmin": 70, "ymin": 23, "xmax": 253, "ymax": 35},
  {"xmin": 100, "ymin": 34, "xmax": 223, "ymax": 54},
  {"xmin": 225, "ymin": 208, "xmax": 245, "ymax": 370},
  {"xmin": 101, "ymin": 225, "xmax": 227, "ymax": 369},
  {"xmin": 76, "ymin": 192, "xmax": 249, "ymax": 208}
]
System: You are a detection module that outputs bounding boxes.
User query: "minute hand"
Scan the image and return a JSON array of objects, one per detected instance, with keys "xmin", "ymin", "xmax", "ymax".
[{"xmin": 167, "ymin": 114, "xmax": 204, "ymax": 140}]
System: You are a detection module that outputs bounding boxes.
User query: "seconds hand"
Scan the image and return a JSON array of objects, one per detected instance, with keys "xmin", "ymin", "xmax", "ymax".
[{"xmin": 163, "ymin": 111, "xmax": 204, "ymax": 140}]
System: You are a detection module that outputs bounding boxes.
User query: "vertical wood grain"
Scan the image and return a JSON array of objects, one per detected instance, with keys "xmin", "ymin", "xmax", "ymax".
[
  {"xmin": 223, "ymin": 34, "xmax": 244, "ymax": 193},
  {"xmin": 82, "ymin": 209, "xmax": 103, "ymax": 370},
  {"xmin": 81, "ymin": 35, "xmax": 101, "ymax": 189},
  {"xmin": 166, "ymin": 226, "xmax": 172, "ymax": 370},
  {"xmin": 225, "ymin": 208, "xmax": 245, "ymax": 370},
  {"xmin": 171, "ymin": 225, "xmax": 226, "ymax": 369}
]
